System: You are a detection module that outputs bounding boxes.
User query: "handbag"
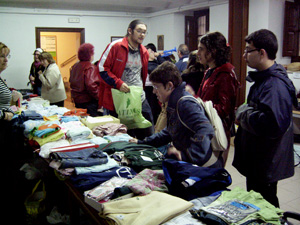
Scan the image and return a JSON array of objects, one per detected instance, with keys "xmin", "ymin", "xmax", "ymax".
[
  {"xmin": 176, "ymin": 96, "xmax": 228, "ymax": 167},
  {"xmin": 24, "ymin": 179, "xmax": 46, "ymax": 217}
]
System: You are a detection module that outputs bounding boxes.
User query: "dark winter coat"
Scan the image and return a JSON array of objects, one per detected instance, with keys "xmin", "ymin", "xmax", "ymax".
[
  {"xmin": 139, "ymin": 82, "xmax": 223, "ymax": 168},
  {"xmin": 233, "ymin": 63, "xmax": 298, "ymax": 183}
]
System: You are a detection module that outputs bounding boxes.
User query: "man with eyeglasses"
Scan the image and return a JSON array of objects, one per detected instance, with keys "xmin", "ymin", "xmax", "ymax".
[
  {"xmin": 234, "ymin": 29, "xmax": 298, "ymax": 208},
  {"xmin": 98, "ymin": 19, "xmax": 154, "ymax": 139}
]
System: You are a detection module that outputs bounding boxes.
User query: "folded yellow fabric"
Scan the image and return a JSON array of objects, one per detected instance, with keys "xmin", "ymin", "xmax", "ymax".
[
  {"xmin": 99, "ymin": 191, "xmax": 194, "ymax": 225},
  {"xmin": 32, "ymin": 130, "xmax": 65, "ymax": 146}
]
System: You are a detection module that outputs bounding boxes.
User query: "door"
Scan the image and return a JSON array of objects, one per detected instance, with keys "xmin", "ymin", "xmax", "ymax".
[
  {"xmin": 35, "ymin": 27, "xmax": 85, "ymax": 108},
  {"xmin": 282, "ymin": 1, "xmax": 300, "ymax": 57},
  {"xmin": 185, "ymin": 9, "xmax": 209, "ymax": 51}
]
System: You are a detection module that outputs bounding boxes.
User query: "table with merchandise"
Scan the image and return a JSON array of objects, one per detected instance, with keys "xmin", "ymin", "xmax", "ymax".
[{"xmin": 15, "ymin": 96, "xmax": 290, "ymax": 225}]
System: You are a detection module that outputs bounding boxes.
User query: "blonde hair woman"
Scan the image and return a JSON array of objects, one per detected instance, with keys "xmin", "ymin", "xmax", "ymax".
[
  {"xmin": 0, "ymin": 42, "xmax": 14, "ymax": 121},
  {"xmin": 38, "ymin": 52, "xmax": 66, "ymax": 106}
]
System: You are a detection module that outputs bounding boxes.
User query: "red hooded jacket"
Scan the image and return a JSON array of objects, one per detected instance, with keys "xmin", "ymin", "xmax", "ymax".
[
  {"xmin": 197, "ymin": 62, "xmax": 240, "ymax": 139},
  {"xmin": 97, "ymin": 37, "xmax": 149, "ymax": 111}
]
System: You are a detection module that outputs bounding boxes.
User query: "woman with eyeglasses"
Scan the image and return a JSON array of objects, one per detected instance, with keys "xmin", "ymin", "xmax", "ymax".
[
  {"xmin": 194, "ymin": 31, "xmax": 240, "ymax": 165},
  {"xmin": 0, "ymin": 42, "xmax": 14, "ymax": 122},
  {"xmin": 131, "ymin": 61, "xmax": 223, "ymax": 168},
  {"xmin": 0, "ymin": 42, "xmax": 24, "ymax": 223}
]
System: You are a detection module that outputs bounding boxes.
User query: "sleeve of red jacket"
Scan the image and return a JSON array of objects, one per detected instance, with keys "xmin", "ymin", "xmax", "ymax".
[
  {"xmin": 97, "ymin": 42, "xmax": 124, "ymax": 89},
  {"xmin": 85, "ymin": 65, "xmax": 100, "ymax": 100}
]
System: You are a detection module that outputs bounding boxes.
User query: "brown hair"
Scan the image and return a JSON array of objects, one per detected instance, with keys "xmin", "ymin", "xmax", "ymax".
[
  {"xmin": 199, "ymin": 31, "xmax": 231, "ymax": 67},
  {"xmin": 0, "ymin": 42, "xmax": 10, "ymax": 55},
  {"xmin": 150, "ymin": 61, "xmax": 182, "ymax": 88},
  {"xmin": 38, "ymin": 52, "xmax": 56, "ymax": 64}
]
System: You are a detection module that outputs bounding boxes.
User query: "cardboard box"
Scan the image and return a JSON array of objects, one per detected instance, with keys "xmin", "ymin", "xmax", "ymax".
[
  {"xmin": 84, "ymin": 193, "xmax": 134, "ymax": 212},
  {"xmin": 80, "ymin": 115, "xmax": 120, "ymax": 130}
]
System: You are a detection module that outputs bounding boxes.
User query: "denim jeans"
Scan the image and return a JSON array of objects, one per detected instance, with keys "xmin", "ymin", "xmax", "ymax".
[{"xmin": 50, "ymin": 147, "xmax": 108, "ymax": 168}]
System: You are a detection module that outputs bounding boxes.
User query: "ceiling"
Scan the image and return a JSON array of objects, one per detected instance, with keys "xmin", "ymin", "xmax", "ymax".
[{"xmin": 0, "ymin": 0, "xmax": 219, "ymax": 13}]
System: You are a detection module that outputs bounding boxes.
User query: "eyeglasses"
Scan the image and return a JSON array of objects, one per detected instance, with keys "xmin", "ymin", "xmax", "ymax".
[
  {"xmin": 134, "ymin": 29, "xmax": 148, "ymax": 36},
  {"xmin": 0, "ymin": 54, "xmax": 11, "ymax": 59},
  {"xmin": 244, "ymin": 48, "xmax": 260, "ymax": 54},
  {"xmin": 153, "ymin": 84, "xmax": 159, "ymax": 90}
]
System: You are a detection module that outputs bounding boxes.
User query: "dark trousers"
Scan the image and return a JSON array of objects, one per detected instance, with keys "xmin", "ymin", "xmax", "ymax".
[
  {"xmin": 50, "ymin": 100, "xmax": 64, "ymax": 107},
  {"xmin": 75, "ymin": 99, "xmax": 100, "ymax": 117},
  {"xmin": 246, "ymin": 178, "xmax": 279, "ymax": 208},
  {"xmin": 145, "ymin": 86, "xmax": 161, "ymax": 124}
]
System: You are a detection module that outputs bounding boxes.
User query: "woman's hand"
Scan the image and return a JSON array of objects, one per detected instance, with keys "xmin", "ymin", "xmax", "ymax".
[
  {"xmin": 29, "ymin": 75, "xmax": 35, "ymax": 81},
  {"xmin": 11, "ymin": 90, "xmax": 22, "ymax": 102},
  {"xmin": 167, "ymin": 145, "xmax": 182, "ymax": 161},
  {"xmin": 4, "ymin": 112, "xmax": 14, "ymax": 121},
  {"xmin": 185, "ymin": 84, "xmax": 195, "ymax": 96},
  {"xmin": 129, "ymin": 138, "xmax": 138, "ymax": 143}
]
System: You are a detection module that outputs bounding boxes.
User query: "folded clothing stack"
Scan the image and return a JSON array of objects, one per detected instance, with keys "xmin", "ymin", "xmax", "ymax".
[
  {"xmin": 92, "ymin": 123, "xmax": 127, "ymax": 137},
  {"xmin": 20, "ymin": 110, "xmax": 44, "ymax": 121},
  {"xmin": 31, "ymin": 123, "xmax": 61, "ymax": 138},
  {"xmin": 50, "ymin": 147, "xmax": 108, "ymax": 169},
  {"xmin": 66, "ymin": 126, "xmax": 93, "ymax": 142}
]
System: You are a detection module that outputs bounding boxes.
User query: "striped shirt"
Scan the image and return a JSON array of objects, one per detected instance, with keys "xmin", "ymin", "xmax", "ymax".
[{"xmin": 0, "ymin": 77, "xmax": 13, "ymax": 119}]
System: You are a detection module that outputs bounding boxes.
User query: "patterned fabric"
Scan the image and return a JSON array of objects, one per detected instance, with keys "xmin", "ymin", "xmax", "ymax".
[
  {"xmin": 0, "ymin": 77, "xmax": 13, "ymax": 119},
  {"xmin": 125, "ymin": 169, "xmax": 168, "ymax": 195}
]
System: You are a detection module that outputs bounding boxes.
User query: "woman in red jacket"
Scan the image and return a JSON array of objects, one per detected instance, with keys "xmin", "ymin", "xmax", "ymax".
[
  {"xmin": 196, "ymin": 32, "xmax": 239, "ymax": 164},
  {"xmin": 69, "ymin": 43, "xmax": 100, "ymax": 116}
]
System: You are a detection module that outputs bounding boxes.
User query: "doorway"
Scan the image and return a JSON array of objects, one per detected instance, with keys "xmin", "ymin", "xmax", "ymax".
[
  {"xmin": 35, "ymin": 27, "xmax": 85, "ymax": 109},
  {"xmin": 185, "ymin": 9, "xmax": 209, "ymax": 51}
]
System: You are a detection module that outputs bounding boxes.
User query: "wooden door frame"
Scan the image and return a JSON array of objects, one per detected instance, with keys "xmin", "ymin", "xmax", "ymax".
[
  {"xmin": 228, "ymin": 0, "xmax": 249, "ymax": 107},
  {"xmin": 35, "ymin": 27, "xmax": 85, "ymax": 48},
  {"xmin": 185, "ymin": 9, "xmax": 209, "ymax": 52}
]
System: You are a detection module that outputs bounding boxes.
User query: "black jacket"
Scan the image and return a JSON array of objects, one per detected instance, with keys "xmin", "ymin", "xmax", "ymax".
[{"xmin": 233, "ymin": 63, "xmax": 298, "ymax": 183}]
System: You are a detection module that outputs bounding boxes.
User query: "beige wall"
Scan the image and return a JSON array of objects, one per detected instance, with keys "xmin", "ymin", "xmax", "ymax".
[{"xmin": 40, "ymin": 32, "xmax": 80, "ymax": 82}]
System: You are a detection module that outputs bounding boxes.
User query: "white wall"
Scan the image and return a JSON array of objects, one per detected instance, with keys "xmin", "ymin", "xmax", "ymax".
[
  {"xmin": 0, "ymin": 1, "xmax": 290, "ymax": 91},
  {"xmin": 147, "ymin": 13, "xmax": 180, "ymax": 53},
  {"xmin": 209, "ymin": 3, "xmax": 229, "ymax": 40},
  {"xmin": 0, "ymin": 8, "xmax": 151, "ymax": 89}
]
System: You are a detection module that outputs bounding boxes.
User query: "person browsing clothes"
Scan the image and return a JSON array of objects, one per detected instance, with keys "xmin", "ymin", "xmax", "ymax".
[{"xmin": 131, "ymin": 61, "xmax": 223, "ymax": 168}]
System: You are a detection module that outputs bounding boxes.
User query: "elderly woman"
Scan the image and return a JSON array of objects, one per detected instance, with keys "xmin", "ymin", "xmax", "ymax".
[
  {"xmin": 0, "ymin": 42, "xmax": 14, "ymax": 122},
  {"xmin": 132, "ymin": 61, "xmax": 223, "ymax": 168},
  {"xmin": 38, "ymin": 52, "xmax": 67, "ymax": 106},
  {"xmin": 0, "ymin": 42, "xmax": 23, "ymax": 222},
  {"xmin": 69, "ymin": 43, "xmax": 100, "ymax": 116}
]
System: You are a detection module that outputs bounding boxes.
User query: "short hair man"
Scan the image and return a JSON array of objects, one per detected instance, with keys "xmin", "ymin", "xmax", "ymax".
[
  {"xmin": 234, "ymin": 29, "xmax": 298, "ymax": 207},
  {"xmin": 98, "ymin": 19, "xmax": 154, "ymax": 139},
  {"xmin": 175, "ymin": 44, "xmax": 189, "ymax": 73}
]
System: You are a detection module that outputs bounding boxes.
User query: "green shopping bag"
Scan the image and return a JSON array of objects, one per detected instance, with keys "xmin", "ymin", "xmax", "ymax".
[
  {"xmin": 24, "ymin": 179, "xmax": 46, "ymax": 218},
  {"xmin": 111, "ymin": 86, "xmax": 152, "ymax": 129}
]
